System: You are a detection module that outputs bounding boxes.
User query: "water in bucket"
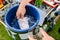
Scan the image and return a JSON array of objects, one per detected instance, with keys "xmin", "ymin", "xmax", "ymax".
[
  {"xmin": 18, "ymin": 17, "xmax": 30, "ymax": 30},
  {"xmin": 11, "ymin": 15, "xmax": 36, "ymax": 30}
]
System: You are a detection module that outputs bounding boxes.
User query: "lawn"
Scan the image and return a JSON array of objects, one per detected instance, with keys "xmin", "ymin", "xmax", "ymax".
[
  {"xmin": 0, "ymin": 22, "xmax": 13, "ymax": 40},
  {"xmin": 48, "ymin": 18, "xmax": 60, "ymax": 40}
]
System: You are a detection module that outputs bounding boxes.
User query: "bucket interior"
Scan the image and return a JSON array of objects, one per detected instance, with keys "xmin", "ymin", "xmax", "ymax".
[{"xmin": 5, "ymin": 5, "xmax": 40, "ymax": 33}]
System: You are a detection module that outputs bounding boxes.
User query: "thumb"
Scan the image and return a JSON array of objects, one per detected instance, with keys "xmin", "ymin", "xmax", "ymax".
[
  {"xmin": 21, "ymin": 13, "xmax": 24, "ymax": 19},
  {"xmin": 28, "ymin": 36, "xmax": 35, "ymax": 40}
]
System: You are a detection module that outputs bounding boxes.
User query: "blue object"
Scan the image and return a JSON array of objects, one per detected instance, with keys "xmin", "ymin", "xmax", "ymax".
[{"xmin": 4, "ymin": 4, "xmax": 40, "ymax": 33}]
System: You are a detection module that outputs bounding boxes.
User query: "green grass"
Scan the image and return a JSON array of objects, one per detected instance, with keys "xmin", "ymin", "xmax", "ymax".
[
  {"xmin": 0, "ymin": 22, "xmax": 13, "ymax": 40},
  {"xmin": 48, "ymin": 18, "xmax": 60, "ymax": 40}
]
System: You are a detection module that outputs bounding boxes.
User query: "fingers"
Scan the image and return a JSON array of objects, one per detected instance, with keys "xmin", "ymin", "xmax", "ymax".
[
  {"xmin": 16, "ymin": 13, "xmax": 20, "ymax": 19},
  {"xmin": 20, "ymin": 13, "xmax": 24, "ymax": 19},
  {"xmin": 20, "ymin": 9, "xmax": 26, "ymax": 18},
  {"xmin": 40, "ymin": 28, "xmax": 48, "ymax": 37},
  {"xmin": 39, "ymin": 28, "xmax": 55, "ymax": 40},
  {"xmin": 16, "ymin": 13, "xmax": 24, "ymax": 19},
  {"xmin": 16, "ymin": 9, "xmax": 26, "ymax": 19},
  {"xmin": 28, "ymin": 36, "xmax": 35, "ymax": 40},
  {"xmin": 42, "ymin": 38, "xmax": 47, "ymax": 40}
]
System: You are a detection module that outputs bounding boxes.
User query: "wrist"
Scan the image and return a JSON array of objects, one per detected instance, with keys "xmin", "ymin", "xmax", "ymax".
[
  {"xmin": 20, "ymin": 0, "xmax": 31, "ymax": 7},
  {"xmin": 20, "ymin": 3, "xmax": 26, "ymax": 7},
  {"xmin": 18, "ymin": 5, "xmax": 25, "ymax": 10}
]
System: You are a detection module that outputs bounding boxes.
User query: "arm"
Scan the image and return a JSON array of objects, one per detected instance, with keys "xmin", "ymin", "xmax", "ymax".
[
  {"xmin": 54, "ymin": 0, "xmax": 60, "ymax": 4},
  {"xmin": 19, "ymin": 0, "xmax": 31, "ymax": 7}
]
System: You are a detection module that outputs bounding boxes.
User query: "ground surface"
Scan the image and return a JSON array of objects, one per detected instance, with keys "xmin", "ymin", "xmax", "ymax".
[
  {"xmin": 0, "ymin": 17, "xmax": 60, "ymax": 40},
  {"xmin": 0, "ymin": 22, "xmax": 13, "ymax": 40},
  {"xmin": 48, "ymin": 18, "xmax": 60, "ymax": 40}
]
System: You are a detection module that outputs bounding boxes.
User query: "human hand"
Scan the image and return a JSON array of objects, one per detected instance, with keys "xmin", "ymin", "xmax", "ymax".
[
  {"xmin": 38, "ymin": 28, "xmax": 55, "ymax": 40},
  {"xmin": 28, "ymin": 28, "xmax": 55, "ymax": 40},
  {"xmin": 16, "ymin": 0, "xmax": 32, "ymax": 19},
  {"xmin": 28, "ymin": 36, "xmax": 35, "ymax": 40},
  {"xmin": 16, "ymin": 6, "xmax": 26, "ymax": 19}
]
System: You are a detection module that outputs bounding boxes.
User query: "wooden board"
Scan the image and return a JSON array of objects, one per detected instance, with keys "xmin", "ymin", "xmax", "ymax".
[{"xmin": 43, "ymin": 0, "xmax": 58, "ymax": 8}]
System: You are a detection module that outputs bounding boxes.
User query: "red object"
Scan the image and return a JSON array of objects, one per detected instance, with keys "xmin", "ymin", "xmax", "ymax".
[
  {"xmin": 0, "ymin": 0, "xmax": 3, "ymax": 4},
  {"xmin": 43, "ymin": 0, "xmax": 58, "ymax": 8},
  {"xmin": 30, "ymin": 0, "xmax": 34, "ymax": 4}
]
